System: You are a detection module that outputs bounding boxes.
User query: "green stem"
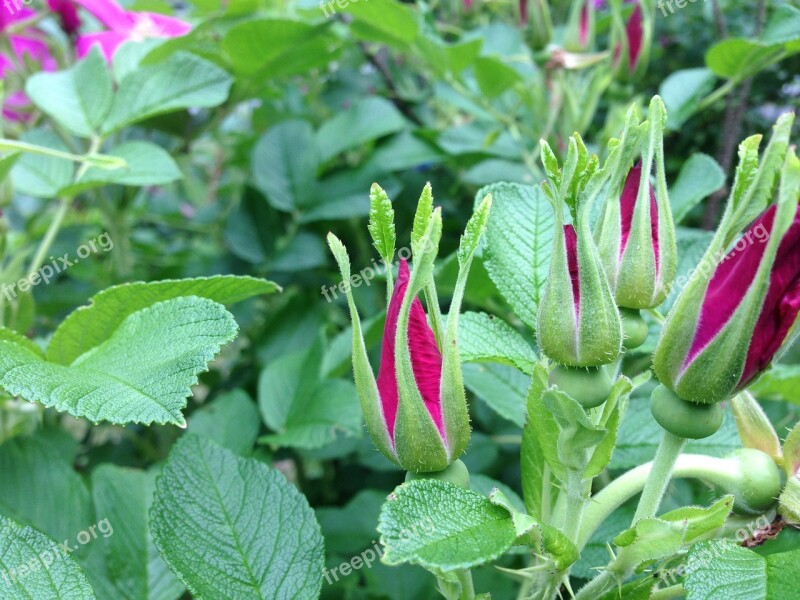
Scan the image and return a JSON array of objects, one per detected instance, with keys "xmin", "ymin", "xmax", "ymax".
[
  {"xmin": 456, "ymin": 570, "xmax": 475, "ymax": 600},
  {"xmin": 651, "ymin": 584, "xmax": 685, "ymax": 599},
  {"xmin": 28, "ymin": 197, "xmax": 71, "ymax": 275},
  {"xmin": 632, "ymin": 430, "xmax": 687, "ymax": 523},
  {"xmin": 575, "ymin": 569, "xmax": 615, "ymax": 600},
  {"xmin": 561, "ymin": 469, "xmax": 588, "ymax": 543},
  {"xmin": 577, "ymin": 453, "xmax": 738, "ymax": 548}
]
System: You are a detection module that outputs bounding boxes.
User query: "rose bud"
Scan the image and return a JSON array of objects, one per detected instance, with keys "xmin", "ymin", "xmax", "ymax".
[
  {"xmin": 538, "ymin": 136, "xmax": 623, "ymax": 376},
  {"xmin": 654, "ymin": 112, "xmax": 800, "ymax": 408},
  {"xmin": 597, "ymin": 97, "xmax": 678, "ymax": 311},
  {"xmin": 328, "ymin": 190, "xmax": 491, "ymax": 473}
]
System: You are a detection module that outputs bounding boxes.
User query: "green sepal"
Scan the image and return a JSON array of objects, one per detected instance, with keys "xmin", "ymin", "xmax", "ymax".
[
  {"xmin": 394, "ymin": 209, "xmax": 450, "ymax": 472},
  {"xmin": 437, "ymin": 195, "xmax": 492, "ymax": 466},
  {"xmin": 368, "ymin": 183, "xmax": 396, "ymax": 301},
  {"xmin": 783, "ymin": 421, "xmax": 800, "ymax": 478},
  {"xmin": 730, "ymin": 391, "xmax": 782, "ymax": 462},
  {"xmin": 327, "ymin": 233, "xmax": 399, "ymax": 465},
  {"xmin": 779, "ymin": 476, "xmax": 800, "ymax": 526}
]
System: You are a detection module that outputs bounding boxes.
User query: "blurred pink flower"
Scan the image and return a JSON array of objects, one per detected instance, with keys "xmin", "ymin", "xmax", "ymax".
[
  {"xmin": 74, "ymin": 0, "xmax": 191, "ymax": 61},
  {"xmin": 47, "ymin": 0, "xmax": 81, "ymax": 35},
  {"xmin": 0, "ymin": 8, "xmax": 57, "ymax": 122}
]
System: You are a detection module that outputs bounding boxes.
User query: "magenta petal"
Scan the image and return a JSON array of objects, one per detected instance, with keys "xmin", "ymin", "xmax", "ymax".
[
  {"xmin": 0, "ymin": 8, "xmax": 36, "ymax": 29},
  {"xmin": 685, "ymin": 206, "xmax": 777, "ymax": 367},
  {"xmin": 76, "ymin": 31, "xmax": 127, "ymax": 61},
  {"xmin": 519, "ymin": 0, "xmax": 528, "ymax": 24},
  {"xmin": 739, "ymin": 204, "xmax": 800, "ymax": 386},
  {"xmin": 620, "ymin": 162, "xmax": 660, "ymax": 272},
  {"xmin": 565, "ymin": 224, "xmax": 580, "ymax": 315},
  {"xmin": 73, "ymin": 0, "xmax": 132, "ymax": 30},
  {"xmin": 376, "ymin": 260, "xmax": 444, "ymax": 442},
  {"xmin": 626, "ymin": 3, "xmax": 643, "ymax": 72}
]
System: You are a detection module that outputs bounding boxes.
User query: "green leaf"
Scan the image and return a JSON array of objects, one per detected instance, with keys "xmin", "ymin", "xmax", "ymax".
[
  {"xmin": 463, "ymin": 362, "xmax": 528, "ymax": 427},
  {"xmin": 187, "ymin": 390, "xmax": 260, "ymax": 456},
  {"xmin": 58, "ymin": 142, "xmax": 182, "ymax": 195},
  {"xmin": 0, "ymin": 297, "xmax": 237, "ymax": 425},
  {"xmin": 368, "ymin": 183, "xmax": 396, "ymax": 263},
  {"xmin": 251, "ymin": 120, "xmax": 319, "ymax": 212},
  {"xmin": 150, "ymin": 435, "xmax": 324, "ymax": 599},
  {"xmin": 477, "ymin": 182, "xmax": 554, "ymax": 332},
  {"xmin": 343, "ymin": 0, "xmax": 419, "ymax": 48},
  {"xmin": 542, "ymin": 388, "xmax": 608, "ymax": 472},
  {"xmin": 221, "ymin": 19, "xmax": 324, "ymax": 75},
  {"xmin": 317, "ymin": 97, "xmax": 406, "ymax": 163},
  {"xmin": 103, "ymin": 52, "xmax": 233, "ymax": 133},
  {"xmin": 378, "ymin": 480, "xmax": 517, "ymax": 571},
  {"xmin": 669, "ymin": 154, "xmax": 726, "ymax": 223},
  {"xmin": 685, "ymin": 542, "xmax": 764, "ymax": 598},
  {"xmin": 458, "ymin": 311, "xmax": 536, "ymax": 374},
  {"xmin": 522, "ymin": 363, "xmax": 563, "ymax": 514},
  {"xmin": 10, "ymin": 129, "xmax": 73, "ymax": 198},
  {"xmin": 614, "ymin": 496, "xmax": 733, "ymax": 572},
  {"xmin": 659, "ymin": 68, "xmax": 716, "ymax": 130},
  {"xmin": 760, "ymin": 4, "xmax": 800, "ymax": 45},
  {"xmin": 0, "ymin": 432, "xmax": 115, "ymax": 597},
  {"xmin": 473, "ymin": 57, "xmax": 521, "ymax": 98},
  {"xmin": 750, "ymin": 364, "xmax": 800, "ymax": 405},
  {"xmin": 705, "ymin": 39, "xmax": 787, "ymax": 80},
  {"xmin": 26, "ymin": 47, "xmax": 112, "ymax": 138},
  {"xmin": 92, "ymin": 466, "xmax": 183, "ymax": 600},
  {"xmin": 0, "ymin": 515, "xmax": 96, "ymax": 599},
  {"xmin": 46, "ymin": 276, "xmax": 277, "ymax": 365},
  {"xmin": 258, "ymin": 343, "xmax": 361, "ymax": 449}
]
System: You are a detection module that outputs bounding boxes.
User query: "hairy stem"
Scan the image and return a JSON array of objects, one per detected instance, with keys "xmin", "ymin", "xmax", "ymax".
[{"xmin": 632, "ymin": 430, "xmax": 687, "ymax": 523}]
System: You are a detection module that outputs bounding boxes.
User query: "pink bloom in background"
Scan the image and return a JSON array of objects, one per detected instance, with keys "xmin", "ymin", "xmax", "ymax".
[
  {"xmin": 376, "ymin": 259, "xmax": 444, "ymax": 444},
  {"xmin": 74, "ymin": 0, "xmax": 192, "ymax": 61},
  {"xmin": 0, "ymin": 9, "xmax": 57, "ymax": 122}
]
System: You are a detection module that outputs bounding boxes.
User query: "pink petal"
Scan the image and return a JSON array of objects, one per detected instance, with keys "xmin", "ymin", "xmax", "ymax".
[
  {"xmin": 0, "ymin": 7, "xmax": 36, "ymax": 29},
  {"xmin": 626, "ymin": 3, "xmax": 643, "ymax": 72},
  {"xmin": 376, "ymin": 259, "xmax": 444, "ymax": 442},
  {"xmin": 76, "ymin": 31, "xmax": 128, "ymax": 61},
  {"xmin": 620, "ymin": 162, "xmax": 660, "ymax": 272},
  {"xmin": 739, "ymin": 203, "xmax": 800, "ymax": 386},
  {"xmin": 73, "ymin": 0, "xmax": 132, "ymax": 30},
  {"xmin": 684, "ymin": 206, "xmax": 777, "ymax": 367},
  {"xmin": 565, "ymin": 224, "xmax": 580, "ymax": 315},
  {"xmin": 519, "ymin": 0, "xmax": 528, "ymax": 24}
]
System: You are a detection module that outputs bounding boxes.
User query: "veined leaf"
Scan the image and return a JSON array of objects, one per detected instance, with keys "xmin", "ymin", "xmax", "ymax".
[
  {"xmin": 477, "ymin": 183, "xmax": 554, "ymax": 332},
  {"xmin": 26, "ymin": 46, "xmax": 112, "ymax": 138},
  {"xmin": 0, "ymin": 297, "xmax": 238, "ymax": 425},
  {"xmin": 47, "ymin": 275, "xmax": 277, "ymax": 365},
  {"xmin": 0, "ymin": 516, "xmax": 96, "ymax": 599},
  {"xmin": 458, "ymin": 311, "xmax": 536, "ymax": 374},
  {"xmin": 103, "ymin": 52, "xmax": 232, "ymax": 134},
  {"xmin": 92, "ymin": 466, "xmax": 183, "ymax": 600},
  {"xmin": 378, "ymin": 480, "xmax": 517, "ymax": 571},
  {"xmin": 150, "ymin": 435, "xmax": 324, "ymax": 599}
]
